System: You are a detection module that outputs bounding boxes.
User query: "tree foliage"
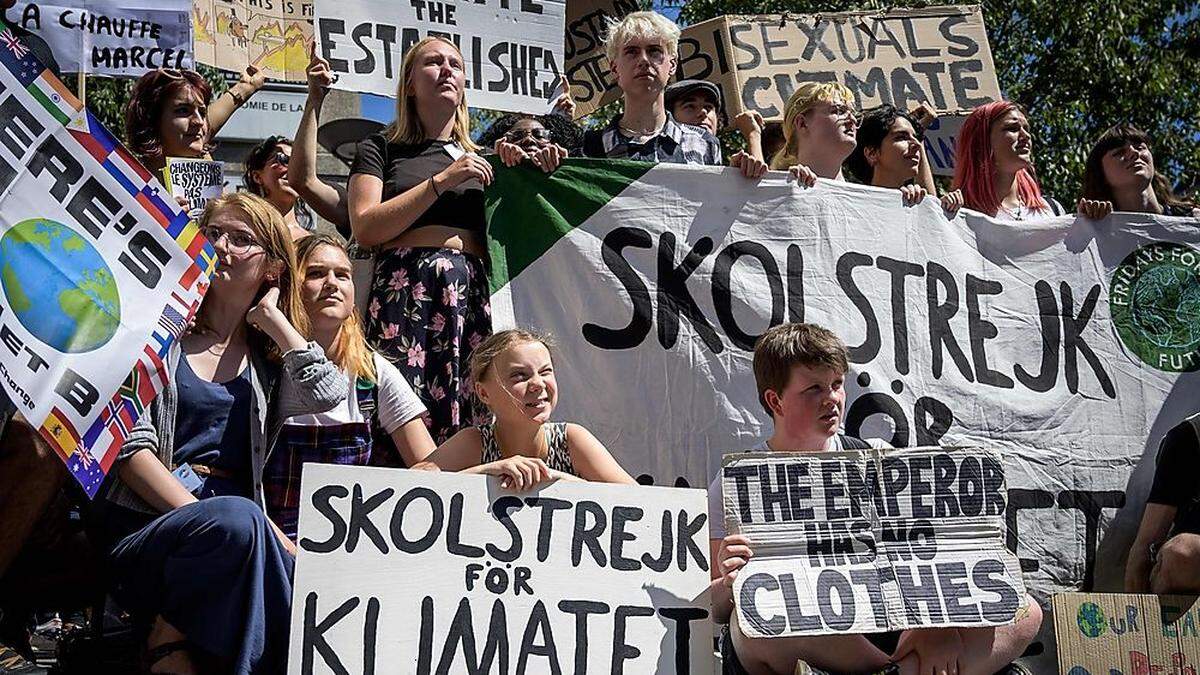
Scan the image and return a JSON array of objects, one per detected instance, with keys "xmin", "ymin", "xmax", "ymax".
[{"xmin": 671, "ymin": 0, "xmax": 1200, "ymax": 202}]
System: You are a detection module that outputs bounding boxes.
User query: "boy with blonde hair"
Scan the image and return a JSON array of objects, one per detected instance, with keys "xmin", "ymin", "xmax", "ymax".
[{"xmin": 710, "ymin": 323, "xmax": 1042, "ymax": 675}]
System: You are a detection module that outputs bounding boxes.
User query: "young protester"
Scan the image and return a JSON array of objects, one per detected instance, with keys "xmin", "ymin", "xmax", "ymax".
[
  {"xmin": 483, "ymin": 113, "xmax": 578, "ymax": 172},
  {"xmin": 1081, "ymin": 124, "xmax": 1200, "ymax": 218},
  {"xmin": 124, "ymin": 66, "xmax": 265, "ymax": 176},
  {"xmin": 264, "ymin": 233, "xmax": 435, "ymax": 541},
  {"xmin": 290, "ymin": 46, "xmax": 352, "ymax": 237},
  {"xmin": 666, "ymin": 79, "xmax": 722, "ymax": 136},
  {"xmin": 97, "ymin": 193, "xmax": 347, "ymax": 675},
  {"xmin": 413, "ymin": 330, "xmax": 636, "ymax": 488},
  {"xmin": 950, "ymin": 101, "xmax": 1066, "ymax": 220},
  {"xmin": 770, "ymin": 82, "xmax": 859, "ymax": 186},
  {"xmin": 241, "ymin": 136, "xmax": 314, "ymax": 240},
  {"xmin": 579, "ymin": 15, "xmax": 765, "ymax": 178},
  {"xmin": 846, "ymin": 104, "xmax": 945, "ymax": 207},
  {"xmin": 710, "ymin": 323, "xmax": 1042, "ymax": 675},
  {"xmin": 347, "ymin": 36, "xmax": 493, "ymax": 445},
  {"xmin": 1126, "ymin": 413, "xmax": 1200, "ymax": 594}
]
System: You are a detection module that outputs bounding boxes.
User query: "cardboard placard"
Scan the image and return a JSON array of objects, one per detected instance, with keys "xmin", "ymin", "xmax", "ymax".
[
  {"xmin": 162, "ymin": 157, "xmax": 223, "ymax": 218},
  {"xmin": 8, "ymin": 0, "xmax": 192, "ymax": 77},
  {"xmin": 315, "ymin": 0, "xmax": 566, "ymax": 114},
  {"xmin": 563, "ymin": 0, "xmax": 638, "ymax": 119},
  {"xmin": 722, "ymin": 446, "xmax": 1025, "ymax": 637},
  {"xmin": 191, "ymin": 0, "xmax": 312, "ymax": 82},
  {"xmin": 1053, "ymin": 593, "xmax": 1200, "ymax": 674},
  {"xmin": 679, "ymin": 5, "xmax": 1001, "ymax": 123},
  {"xmin": 288, "ymin": 465, "xmax": 715, "ymax": 673}
]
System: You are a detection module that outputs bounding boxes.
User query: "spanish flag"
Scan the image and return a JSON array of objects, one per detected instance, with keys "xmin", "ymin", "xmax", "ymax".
[{"xmin": 39, "ymin": 407, "xmax": 81, "ymax": 461}]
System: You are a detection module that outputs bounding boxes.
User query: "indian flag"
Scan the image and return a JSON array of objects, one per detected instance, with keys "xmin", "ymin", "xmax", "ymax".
[{"xmin": 27, "ymin": 70, "xmax": 80, "ymax": 125}]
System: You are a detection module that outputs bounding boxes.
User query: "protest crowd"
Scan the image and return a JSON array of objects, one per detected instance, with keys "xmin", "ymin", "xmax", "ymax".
[{"xmin": 0, "ymin": 0, "xmax": 1198, "ymax": 673}]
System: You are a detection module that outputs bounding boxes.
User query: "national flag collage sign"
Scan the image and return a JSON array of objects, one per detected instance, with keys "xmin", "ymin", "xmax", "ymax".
[{"xmin": 0, "ymin": 19, "xmax": 213, "ymax": 497}]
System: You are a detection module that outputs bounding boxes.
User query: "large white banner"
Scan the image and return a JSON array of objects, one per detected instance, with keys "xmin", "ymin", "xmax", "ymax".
[
  {"xmin": 289, "ymin": 465, "xmax": 714, "ymax": 674},
  {"xmin": 315, "ymin": 0, "xmax": 565, "ymax": 113},
  {"xmin": 8, "ymin": 0, "xmax": 191, "ymax": 76},
  {"xmin": 484, "ymin": 160, "xmax": 1200, "ymax": 667}
]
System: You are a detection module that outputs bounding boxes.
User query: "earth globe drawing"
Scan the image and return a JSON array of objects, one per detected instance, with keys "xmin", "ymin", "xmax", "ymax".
[
  {"xmin": 0, "ymin": 219, "xmax": 120, "ymax": 353},
  {"xmin": 1076, "ymin": 602, "xmax": 1107, "ymax": 639},
  {"xmin": 1130, "ymin": 266, "xmax": 1200, "ymax": 350}
]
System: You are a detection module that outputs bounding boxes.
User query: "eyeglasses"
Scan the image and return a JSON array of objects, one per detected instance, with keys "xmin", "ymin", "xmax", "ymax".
[
  {"xmin": 505, "ymin": 127, "xmax": 552, "ymax": 143},
  {"xmin": 272, "ymin": 151, "xmax": 290, "ymax": 166},
  {"xmin": 823, "ymin": 103, "xmax": 859, "ymax": 122},
  {"xmin": 200, "ymin": 225, "xmax": 261, "ymax": 255}
]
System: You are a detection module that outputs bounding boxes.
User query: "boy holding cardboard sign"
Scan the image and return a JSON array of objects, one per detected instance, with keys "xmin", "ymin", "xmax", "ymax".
[{"xmin": 708, "ymin": 323, "xmax": 1042, "ymax": 675}]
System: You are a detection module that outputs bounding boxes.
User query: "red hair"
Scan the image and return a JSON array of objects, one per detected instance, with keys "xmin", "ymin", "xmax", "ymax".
[
  {"xmin": 124, "ymin": 69, "xmax": 213, "ymax": 163},
  {"xmin": 952, "ymin": 101, "xmax": 1046, "ymax": 216}
]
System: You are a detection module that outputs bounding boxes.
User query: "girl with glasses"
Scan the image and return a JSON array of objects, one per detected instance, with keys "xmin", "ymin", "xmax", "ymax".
[
  {"xmin": 771, "ymin": 82, "xmax": 860, "ymax": 186},
  {"xmin": 97, "ymin": 193, "xmax": 347, "ymax": 674},
  {"xmin": 479, "ymin": 111, "xmax": 580, "ymax": 172},
  {"xmin": 348, "ymin": 36, "xmax": 494, "ymax": 445}
]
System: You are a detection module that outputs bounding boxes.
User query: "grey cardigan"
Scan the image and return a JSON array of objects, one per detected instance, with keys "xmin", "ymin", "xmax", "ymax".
[{"xmin": 104, "ymin": 340, "xmax": 348, "ymax": 515}]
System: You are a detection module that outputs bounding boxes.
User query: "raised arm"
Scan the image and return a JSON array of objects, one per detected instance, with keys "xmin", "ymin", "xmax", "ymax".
[
  {"xmin": 207, "ymin": 65, "xmax": 266, "ymax": 137},
  {"xmin": 291, "ymin": 45, "xmax": 350, "ymax": 231}
]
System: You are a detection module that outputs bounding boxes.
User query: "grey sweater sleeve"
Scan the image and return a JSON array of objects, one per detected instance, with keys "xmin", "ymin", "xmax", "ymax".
[{"xmin": 277, "ymin": 341, "xmax": 349, "ymax": 419}]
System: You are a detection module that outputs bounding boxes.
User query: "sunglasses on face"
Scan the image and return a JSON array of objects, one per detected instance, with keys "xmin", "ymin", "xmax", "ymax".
[
  {"xmin": 505, "ymin": 127, "xmax": 552, "ymax": 143},
  {"xmin": 272, "ymin": 151, "xmax": 290, "ymax": 166}
]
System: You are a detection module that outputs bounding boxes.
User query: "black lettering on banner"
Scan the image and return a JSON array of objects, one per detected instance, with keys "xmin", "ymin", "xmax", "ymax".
[
  {"xmin": 877, "ymin": 256, "xmax": 924, "ymax": 375},
  {"xmin": 949, "ymin": 59, "xmax": 989, "ymax": 109},
  {"xmin": 908, "ymin": 455, "xmax": 933, "ymax": 518},
  {"xmin": 1013, "ymin": 280, "xmax": 1059, "ymax": 392},
  {"xmin": 516, "ymin": 601, "xmax": 560, "ymax": 674},
  {"xmin": 446, "ymin": 492, "xmax": 484, "ymax": 558},
  {"xmin": 582, "ymin": 227, "xmax": 652, "ymax": 350},
  {"xmin": 894, "ymin": 564, "xmax": 944, "ymax": 623},
  {"xmin": 725, "ymin": 464, "xmax": 760, "ymax": 523},
  {"xmin": 849, "ymin": 568, "xmax": 888, "ymax": 629},
  {"xmin": 300, "ymin": 485, "xmax": 350, "ymax": 553},
  {"xmin": 712, "ymin": 241, "xmax": 784, "ymax": 350},
  {"xmin": 910, "ymin": 61, "xmax": 949, "ymax": 109},
  {"xmin": 529, "ymin": 496, "xmax": 570, "ymax": 562},
  {"xmin": 571, "ymin": 500, "xmax": 607, "ymax": 566},
  {"xmin": 610, "ymin": 606, "xmax": 655, "ymax": 674},
  {"xmin": 609, "ymin": 505, "xmax": 643, "ymax": 571},
  {"xmin": 27, "ymin": 135, "xmax": 82, "ymax": 201},
  {"xmin": 821, "ymin": 461, "xmax": 848, "ymax": 520},
  {"xmin": 642, "ymin": 510, "xmax": 672, "ymax": 572},
  {"xmin": 54, "ymin": 368, "xmax": 98, "ymax": 416},
  {"xmin": 836, "ymin": 252, "xmax": 881, "ymax": 363},
  {"xmin": 796, "ymin": 19, "xmax": 836, "ymax": 61},
  {"xmin": 658, "ymin": 232, "xmax": 722, "ymax": 353},
  {"xmin": 676, "ymin": 509, "xmax": 709, "ymax": 572},
  {"xmin": 390, "ymin": 486, "xmax": 444, "ymax": 554},
  {"xmin": 0, "ymin": 94, "xmax": 45, "ymax": 160},
  {"xmin": 1059, "ymin": 283, "xmax": 1115, "ymax": 398},
  {"xmin": 972, "ymin": 559, "xmax": 1020, "ymax": 620},
  {"xmin": 931, "ymin": 453, "xmax": 959, "ymax": 518},
  {"xmin": 760, "ymin": 463, "xmax": 793, "ymax": 522},
  {"xmin": 67, "ymin": 176, "xmax": 121, "ymax": 236},
  {"xmin": 487, "ymin": 495, "xmax": 524, "ymax": 562},
  {"xmin": 318, "ymin": 19, "xmax": 350, "ymax": 72},
  {"xmin": 740, "ymin": 572, "xmax": 785, "ymax": 635},
  {"xmin": 759, "ymin": 23, "xmax": 797, "ymax": 66},
  {"xmin": 816, "ymin": 569, "xmax": 856, "ymax": 630},
  {"xmin": 834, "ymin": 21, "xmax": 866, "ymax": 63},
  {"xmin": 866, "ymin": 18, "xmax": 906, "ymax": 59},
  {"xmin": 301, "ymin": 592, "xmax": 357, "ymax": 675},
  {"xmin": 965, "ymin": 274, "xmax": 1014, "ymax": 389},
  {"xmin": 926, "ymin": 262, "xmax": 974, "ymax": 381},
  {"xmin": 939, "ymin": 15, "xmax": 978, "ymax": 57},
  {"xmin": 118, "ymin": 231, "xmax": 170, "ymax": 289},
  {"xmin": 844, "ymin": 67, "xmax": 889, "ymax": 109},
  {"xmin": 1057, "ymin": 490, "xmax": 1126, "ymax": 589},
  {"xmin": 346, "ymin": 484, "xmax": 393, "ymax": 554},
  {"xmin": 350, "ymin": 22, "xmax": 376, "ymax": 74},
  {"xmin": 659, "ymin": 607, "xmax": 707, "ymax": 673},
  {"xmin": 558, "ymin": 600, "xmax": 608, "ymax": 674},
  {"xmin": 901, "ymin": 18, "xmax": 939, "ymax": 58},
  {"xmin": 982, "ymin": 457, "xmax": 1006, "ymax": 516},
  {"xmin": 730, "ymin": 22, "xmax": 760, "ymax": 70},
  {"xmin": 936, "ymin": 561, "xmax": 981, "ymax": 622},
  {"xmin": 422, "ymin": 597, "xmax": 508, "ymax": 674},
  {"xmin": 778, "ymin": 572, "xmax": 822, "ymax": 632}
]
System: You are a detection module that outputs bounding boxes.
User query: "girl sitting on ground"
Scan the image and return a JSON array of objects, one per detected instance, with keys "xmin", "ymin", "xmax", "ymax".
[
  {"xmin": 413, "ymin": 330, "xmax": 636, "ymax": 489},
  {"xmin": 264, "ymin": 233, "xmax": 436, "ymax": 540}
]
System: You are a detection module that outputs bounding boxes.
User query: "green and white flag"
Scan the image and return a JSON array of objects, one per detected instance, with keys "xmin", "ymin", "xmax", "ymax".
[{"xmin": 485, "ymin": 160, "xmax": 1200, "ymax": 633}]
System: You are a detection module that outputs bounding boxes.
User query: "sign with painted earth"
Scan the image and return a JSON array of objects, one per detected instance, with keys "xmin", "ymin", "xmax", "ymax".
[
  {"xmin": 1110, "ymin": 242, "xmax": 1200, "ymax": 372},
  {"xmin": 0, "ymin": 218, "xmax": 120, "ymax": 354}
]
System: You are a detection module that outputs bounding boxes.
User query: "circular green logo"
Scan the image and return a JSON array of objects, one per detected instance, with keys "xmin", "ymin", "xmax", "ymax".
[
  {"xmin": 1077, "ymin": 602, "xmax": 1107, "ymax": 638},
  {"xmin": 0, "ymin": 219, "xmax": 121, "ymax": 353},
  {"xmin": 1110, "ymin": 242, "xmax": 1200, "ymax": 372}
]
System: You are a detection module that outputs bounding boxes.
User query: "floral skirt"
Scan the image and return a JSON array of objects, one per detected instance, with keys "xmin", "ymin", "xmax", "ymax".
[{"xmin": 366, "ymin": 247, "xmax": 492, "ymax": 444}]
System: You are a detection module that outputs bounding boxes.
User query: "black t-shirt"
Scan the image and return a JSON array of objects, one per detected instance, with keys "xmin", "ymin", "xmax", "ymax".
[
  {"xmin": 349, "ymin": 132, "xmax": 485, "ymax": 238},
  {"xmin": 1147, "ymin": 415, "xmax": 1200, "ymax": 535}
]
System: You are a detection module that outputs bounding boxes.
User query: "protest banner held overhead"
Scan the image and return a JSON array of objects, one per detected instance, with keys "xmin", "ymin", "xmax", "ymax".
[
  {"xmin": 721, "ymin": 447, "xmax": 1024, "ymax": 637},
  {"xmin": 0, "ymin": 18, "xmax": 214, "ymax": 496},
  {"xmin": 315, "ymin": 0, "xmax": 566, "ymax": 114},
  {"xmin": 8, "ymin": 0, "xmax": 192, "ymax": 77},
  {"xmin": 163, "ymin": 157, "xmax": 223, "ymax": 218},
  {"xmin": 288, "ymin": 465, "xmax": 714, "ymax": 674},
  {"xmin": 1053, "ymin": 593, "xmax": 1200, "ymax": 675},
  {"xmin": 483, "ymin": 159, "xmax": 1200, "ymax": 667},
  {"xmin": 192, "ymin": 0, "xmax": 311, "ymax": 81}
]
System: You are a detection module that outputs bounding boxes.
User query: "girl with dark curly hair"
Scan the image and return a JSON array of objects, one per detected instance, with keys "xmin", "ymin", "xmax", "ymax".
[{"xmin": 124, "ymin": 66, "xmax": 265, "ymax": 175}]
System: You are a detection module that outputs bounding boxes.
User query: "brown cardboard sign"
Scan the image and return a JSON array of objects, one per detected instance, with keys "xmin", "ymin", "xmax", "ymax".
[
  {"xmin": 563, "ymin": 0, "xmax": 639, "ymax": 118},
  {"xmin": 1053, "ymin": 593, "xmax": 1200, "ymax": 674},
  {"xmin": 678, "ymin": 6, "xmax": 1001, "ymax": 123}
]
